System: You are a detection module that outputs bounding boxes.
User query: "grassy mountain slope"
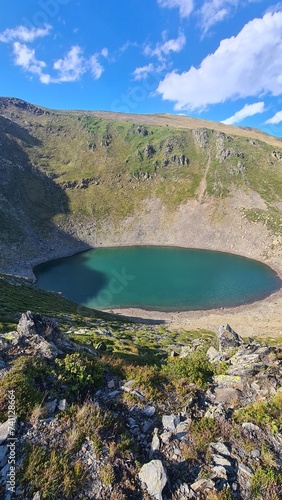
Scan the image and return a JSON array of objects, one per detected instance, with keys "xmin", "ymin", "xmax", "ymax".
[{"xmin": 0, "ymin": 97, "xmax": 282, "ymax": 276}]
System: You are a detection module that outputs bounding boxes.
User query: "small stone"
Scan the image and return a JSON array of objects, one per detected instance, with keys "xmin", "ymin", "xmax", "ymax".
[
  {"xmin": 207, "ymin": 346, "xmax": 222, "ymax": 362},
  {"xmin": 58, "ymin": 399, "xmax": 67, "ymax": 411},
  {"xmin": 107, "ymin": 390, "xmax": 120, "ymax": 398},
  {"xmin": 107, "ymin": 380, "xmax": 115, "ymax": 389},
  {"xmin": 190, "ymin": 478, "xmax": 215, "ymax": 493},
  {"xmin": 139, "ymin": 460, "xmax": 167, "ymax": 499},
  {"xmin": 32, "ymin": 492, "xmax": 41, "ymax": 500},
  {"xmin": 212, "ymin": 454, "xmax": 233, "ymax": 468},
  {"xmin": 160, "ymin": 431, "xmax": 173, "ymax": 444},
  {"xmin": 142, "ymin": 406, "xmax": 156, "ymax": 417},
  {"xmin": 44, "ymin": 399, "xmax": 57, "ymax": 414},
  {"xmin": 151, "ymin": 431, "xmax": 160, "ymax": 455},
  {"xmin": 251, "ymin": 449, "xmax": 260, "ymax": 458},
  {"xmin": 143, "ymin": 421, "xmax": 153, "ymax": 433}
]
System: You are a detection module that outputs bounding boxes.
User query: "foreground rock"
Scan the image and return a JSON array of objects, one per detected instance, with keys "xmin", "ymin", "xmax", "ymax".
[{"xmin": 139, "ymin": 460, "xmax": 167, "ymax": 499}]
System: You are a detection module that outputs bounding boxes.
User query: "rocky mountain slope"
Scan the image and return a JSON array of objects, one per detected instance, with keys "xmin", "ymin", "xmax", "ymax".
[
  {"xmin": 0, "ymin": 306, "xmax": 281, "ymax": 499},
  {"xmin": 0, "ymin": 97, "xmax": 282, "ymax": 277}
]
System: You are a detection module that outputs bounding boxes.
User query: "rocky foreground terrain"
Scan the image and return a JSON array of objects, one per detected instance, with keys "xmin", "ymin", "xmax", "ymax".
[{"xmin": 0, "ymin": 311, "xmax": 281, "ymax": 499}]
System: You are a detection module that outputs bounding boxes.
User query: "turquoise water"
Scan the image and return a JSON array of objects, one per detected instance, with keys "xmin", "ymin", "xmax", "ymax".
[{"xmin": 34, "ymin": 246, "xmax": 281, "ymax": 311}]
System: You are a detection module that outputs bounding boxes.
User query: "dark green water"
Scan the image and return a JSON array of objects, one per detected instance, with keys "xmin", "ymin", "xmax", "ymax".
[{"xmin": 34, "ymin": 246, "xmax": 281, "ymax": 311}]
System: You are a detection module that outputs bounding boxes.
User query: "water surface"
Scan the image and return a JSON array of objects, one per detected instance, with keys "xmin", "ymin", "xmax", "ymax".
[{"xmin": 34, "ymin": 246, "xmax": 281, "ymax": 311}]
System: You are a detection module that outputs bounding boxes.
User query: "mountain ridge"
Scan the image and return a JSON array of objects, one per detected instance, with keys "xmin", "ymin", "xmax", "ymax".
[{"xmin": 0, "ymin": 97, "xmax": 281, "ymax": 280}]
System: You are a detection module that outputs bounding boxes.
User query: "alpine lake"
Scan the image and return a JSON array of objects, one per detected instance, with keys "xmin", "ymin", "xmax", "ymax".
[{"xmin": 34, "ymin": 246, "xmax": 282, "ymax": 312}]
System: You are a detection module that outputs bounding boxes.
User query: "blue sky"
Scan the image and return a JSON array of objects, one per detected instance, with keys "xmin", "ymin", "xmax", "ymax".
[{"xmin": 1, "ymin": 1, "xmax": 282, "ymax": 136}]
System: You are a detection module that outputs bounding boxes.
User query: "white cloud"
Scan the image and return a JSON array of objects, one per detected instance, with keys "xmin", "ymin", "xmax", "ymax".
[
  {"xmin": 89, "ymin": 54, "xmax": 104, "ymax": 80},
  {"xmin": 12, "ymin": 42, "xmax": 50, "ymax": 83},
  {"xmin": 222, "ymin": 102, "xmax": 265, "ymax": 125},
  {"xmin": 157, "ymin": 12, "xmax": 282, "ymax": 111},
  {"xmin": 144, "ymin": 31, "xmax": 186, "ymax": 61},
  {"xmin": 157, "ymin": 0, "xmax": 194, "ymax": 18},
  {"xmin": 133, "ymin": 63, "xmax": 155, "ymax": 81},
  {"xmin": 53, "ymin": 46, "xmax": 86, "ymax": 82},
  {"xmin": 0, "ymin": 25, "xmax": 51, "ymax": 43},
  {"xmin": 101, "ymin": 48, "xmax": 109, "ymax": 58},
  {"xmin": 199, "ymin": 0, "xmax": 237, "ymax": 35},
  {"xmin": 265, "ymin": 110, "xmax": 282, "ymax": 124}
]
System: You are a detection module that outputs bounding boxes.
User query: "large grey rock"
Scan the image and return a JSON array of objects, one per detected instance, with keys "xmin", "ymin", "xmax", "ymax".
[
  {"xmin": 217, "ymin": 324, "xmax": 241, "ymax": 352},
  {"xmin": 139, "ymin": 460, "xmax": 167, "ymax": 499},
  {"xmin": 0, "ymin": 421, "xmax": 10, "ymax": 445},
  {"xmin": 210, "ymin": 442, "xmax": 231, "ymax": 457},
  {"xmin": 162, "ymin": 414, "xmax": 180, "ymax": 431}
]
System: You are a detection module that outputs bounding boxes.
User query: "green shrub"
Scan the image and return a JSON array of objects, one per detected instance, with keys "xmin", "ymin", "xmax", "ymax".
[
  {"xmin": 251, "ymin": 467, "xmax": 282, "ymax": 499},
  {"xmin": 235, "ymin": 392, "xmax": 282, "ymax": 433},
  {"xmin": 55, "ymin": 353, "xmax": 103, "ymax": 396},
  {"xmin": 162, "ymin": 349, "xmax": 214, "ymax": 388},
  {"xmin": 20, "ymin": 444, "xmax": 86, "ymax": 499},
  {"xmin": 0, "ymin": 356, "xmax": 51, "ymax": 419}
]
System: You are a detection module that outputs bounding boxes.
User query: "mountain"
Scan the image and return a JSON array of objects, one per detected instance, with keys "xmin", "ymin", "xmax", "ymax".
[{"xmin": 0, "ymin": 96, "xmax": 282, "ymax": 277}]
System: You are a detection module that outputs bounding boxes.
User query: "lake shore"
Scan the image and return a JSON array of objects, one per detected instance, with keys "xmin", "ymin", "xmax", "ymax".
[{"xmin": 104, "ymin": 284, "xmax": 282, "ymax": 339}]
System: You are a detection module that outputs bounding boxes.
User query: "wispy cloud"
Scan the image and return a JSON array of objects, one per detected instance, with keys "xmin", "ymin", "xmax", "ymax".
[
  {"xmin": 12, "ymin": 42, "xmax": 50, "ymax": 84},
  {"xmin": 144, "ymin": 31, "xmax": 186, "ymax": 61},
  {"xmin": 222, "ymin": 102, "xmax": 265, "ymax": 125},
  {"xmin": 0, "ymin": 24, "xmax": 107, "ymax": 84},
  {"xmin": 157, "ymin": 0, "xmax": 194, "ymax": 18},
  {"xmin": 157, "ymin": 12, "xmax": 282, "ymax": 111},
  {"xmin": 133, "ymin": 63, "xmax": 155, "ymax": 81},
  {"xmin": 53, "ymin": 46, "xmax": 86, "ymax": 82},
  {"xmin": 265, "ymin": 110, "xmax": 282, "ymax": 124},
  {"xmin": 198, "ymin": 0, "xmax": 238, "ymax": 35},
  {"xmin": 0, "ymin": 25, "xmax": 51, "ymax": 43}
]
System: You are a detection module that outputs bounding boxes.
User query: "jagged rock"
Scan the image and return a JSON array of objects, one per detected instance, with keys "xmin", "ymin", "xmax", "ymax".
[
  {"xmin": 217, "ymin": 324, "xmax": 241, "ymax": 352},
  {"xmin": 139, "ymin": 459, "xmax": 167, "ymax": 500},
  {"xmin": 210, "ymin": 465, "xmax": 228, "ymax": 480},
  {"xmin": 160, "ymin": 431, "xmax": 173, "ymax": 444},
  {"xmin": 175, "ymin": 420, "xmax": 190, "ymax": 440},
  {"xmin": 190, "ymin": 478, "xmax": 215, "ymax": 493},
  {"xmin": 151, "ymin": 430, "xmax": 160, "ymax": 456},
  {"xmin": 142, "ymin": 406, "xmax": 156, "ymax": 418},
  {"xmin": 212, "ymin": 454, "xmax": 233, "ymax": 469},
  {"xmin": 162, "ymin": 414, "xmax": 180, "ymax": 431},
  {"xmin": 144, "ymin": 144, "xmax": 155, "ymax": 158},
  {"xmin": 44, "ymin": 400, "xmax": 57, "ymax": 414},
  {"xmin": 192, "ymin": 128, "xmax": 209, "ymax": 148},
  {"xmin": 58, "ymin": 399, "xmax": 67, "ymax": 411},
  {"xmin": 136, "ymin": 125, "xmax": 148, "ymax": 136},
  {"xmin": 0, "ymin": 421, "xmax": 10, "ymax": 445},
  {"xmin": 207, "ymin": 346, "xmax": 223, "ymax": 362},
  {"xmin": 179, "ymin": 345, "xmax": 194, "ymax": 358},
  {"xmin": 210, "ymin": 442, "xmax": 231, "ymax": 457}
]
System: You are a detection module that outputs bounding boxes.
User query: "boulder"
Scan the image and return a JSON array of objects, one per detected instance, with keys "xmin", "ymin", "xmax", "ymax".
[
  {"xmin": 217, "ymin": 325, "xmax": 241, "ymax": 352},
  {"xmin": 139, "ymin": 460, "xmax": 167, "ymax": 499},
  {"xmin": 162, "ymin": 414, "xmax": 180, "ymax": 431}
]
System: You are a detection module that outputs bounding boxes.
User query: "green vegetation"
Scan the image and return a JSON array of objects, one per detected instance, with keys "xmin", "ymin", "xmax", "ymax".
[
  {"xmin": 55, "ymin": 352, "xmax": 103, "ymax": 396},
  {"xmin": 0, "ymin": 356, "xmax": 51, "ymax": 420},
  {"xmin": 162, "ymin": 349, "xmax": 214, "ymax": 388},
  {"xmin": 235, "ymin": 391, "xmax": 282, "ymax": 433}
]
